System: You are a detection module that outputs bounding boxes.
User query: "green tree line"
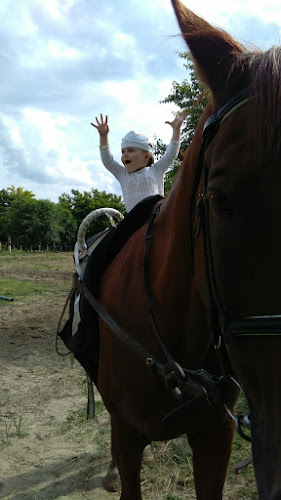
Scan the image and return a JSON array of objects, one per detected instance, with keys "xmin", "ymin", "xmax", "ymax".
[{"xmin": 0, "ymin": 186, "xmax": 125, "ymax": 250}]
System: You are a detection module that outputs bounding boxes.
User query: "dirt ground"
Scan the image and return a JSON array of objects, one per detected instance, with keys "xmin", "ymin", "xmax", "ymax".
[
  {"xmin": 0, "ymin": 266, "xmax": 118, "ymax": 500},
  {"xmin": 0, "ymin": 252, "xmax": 256, "ymax": 500}
]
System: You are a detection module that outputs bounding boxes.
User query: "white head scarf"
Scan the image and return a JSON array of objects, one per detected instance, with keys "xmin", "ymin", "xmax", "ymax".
[{"xmin": 121, "ymin": 131, "xmax": 154, "ymax": 154}]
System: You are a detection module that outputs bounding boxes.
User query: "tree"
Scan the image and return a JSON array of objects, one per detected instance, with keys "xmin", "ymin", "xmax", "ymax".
[
  {"xmin": 3, "ymin": 197, "xmax": 59, "ymax": 250},
  {"xmin": 59, "ymin": 188, "xmax": 126, "ymax": 236},
  {"xmin": 53, "ymin": 204, "xmax": 77, "ymax": 250},
  {"xmin": 160, "ymin": 52, "xmax": 209, "ymax": 192},
  {"xmin": 0, "ymin": 187, "xmax": 36, "ymax": 247},
  {"xmin": 6, "ymin": 186, "xmax": 35, "ymax": 200},
  {"xmin": 0, "ymin": 186, "xmax": 125, "ymax": 250},
  {"xmin": 0, "ymin": 189, "xmax": 12, "ymax": 238}
]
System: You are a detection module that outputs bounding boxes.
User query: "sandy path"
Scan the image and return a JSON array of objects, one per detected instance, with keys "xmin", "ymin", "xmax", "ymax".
[{"xmin": 0, "ymin": 299, "xmax": 118, "ymax": 500}]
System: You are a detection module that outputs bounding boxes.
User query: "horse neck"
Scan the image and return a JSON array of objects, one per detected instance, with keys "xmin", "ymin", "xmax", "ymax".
[{"xmin": 157, "ymin": 129, "xmax": 202, "ymax": 263}]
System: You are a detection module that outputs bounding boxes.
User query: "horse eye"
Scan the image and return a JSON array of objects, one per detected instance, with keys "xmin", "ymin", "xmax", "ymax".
[{"xmin": 210, "ymin": 194, "xmax": 238, "ymax": 217}]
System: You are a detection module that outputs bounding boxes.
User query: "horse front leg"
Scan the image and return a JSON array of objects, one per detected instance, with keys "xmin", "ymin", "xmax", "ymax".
[
  {"xmin": 187, "ymin": 417, "xmax": 235, "ymax": 500},
  {"xmin": 107, "ymin": 414, "xmax": 148, "ymax": 500},
  {"xmin": 103, "ymin": 443, "xmax": 153, "ymax": 493},
  {"xmin": 103, "ymin": 458, "xmax": 120, "ymax": 492}
]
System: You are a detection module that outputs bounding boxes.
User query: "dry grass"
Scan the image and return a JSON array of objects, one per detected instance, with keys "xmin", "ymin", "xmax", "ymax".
[{"xmin": 0, "ymin": 250, "xmax": 258, "ymax": 499}]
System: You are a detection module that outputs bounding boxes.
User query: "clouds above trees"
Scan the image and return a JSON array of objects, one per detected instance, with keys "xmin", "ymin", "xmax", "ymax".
[{"xmin": 0, "ymin": 0, "xmax": 280, "ymax": 203}]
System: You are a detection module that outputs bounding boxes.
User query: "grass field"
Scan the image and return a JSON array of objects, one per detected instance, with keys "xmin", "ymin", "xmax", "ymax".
[
  {"xmin": 0, "ymin": 250, "xmax": 258, "ymax": 499},
  {"xmin": 0, "ymin": 249, "xmax": 72, "ymax": 304}
]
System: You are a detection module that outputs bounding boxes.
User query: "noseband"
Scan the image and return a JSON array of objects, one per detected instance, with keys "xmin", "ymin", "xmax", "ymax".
[{"xmin": 195, "ymin": 88, "xmax": 281, "ymax": 439}]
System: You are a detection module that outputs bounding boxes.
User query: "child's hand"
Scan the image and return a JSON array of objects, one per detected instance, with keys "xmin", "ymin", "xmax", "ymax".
[
  {"xmin": 91, "ymin": 114, "xmax": 109, "ymax": 136},
  {"xmin": 165, "ymin": 110, "xmax": 188, "ymax": 131}
]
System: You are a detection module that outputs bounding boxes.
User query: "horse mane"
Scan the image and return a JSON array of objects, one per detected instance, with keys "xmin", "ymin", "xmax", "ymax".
[{"xmin": 229, "ymin": 47, "xmax": 281, "ymax": 162}]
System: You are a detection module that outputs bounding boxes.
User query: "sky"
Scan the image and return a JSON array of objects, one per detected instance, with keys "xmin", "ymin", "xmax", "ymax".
[{"xmin": 1, "ymin": 0, "xmax": 281, "ymax": 203}]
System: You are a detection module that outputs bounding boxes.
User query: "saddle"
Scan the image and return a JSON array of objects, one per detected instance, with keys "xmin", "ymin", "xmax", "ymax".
[{"xmin": 58, "ymin": 195, "xmax": 163, "ymax": 385}]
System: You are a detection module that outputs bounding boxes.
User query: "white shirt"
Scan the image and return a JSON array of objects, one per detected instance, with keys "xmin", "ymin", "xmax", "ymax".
[{"xmin": 100, "ymin": 140, "xmax": 180, "ymax": 212}]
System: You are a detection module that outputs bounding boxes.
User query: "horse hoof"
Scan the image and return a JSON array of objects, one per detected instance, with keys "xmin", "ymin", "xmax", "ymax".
[
  {"xmin": 102, "ymin": 466, "xmax": 120, "ymax": 492},
  {"xmin": 142, "ymin": 444, "xmax": 154, "ymax": 463}
]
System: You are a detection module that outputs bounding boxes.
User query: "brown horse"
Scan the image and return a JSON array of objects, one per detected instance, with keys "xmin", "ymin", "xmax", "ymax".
[{"xmin": 90, "ymin": 2, "xmax": 281, "ymax": 499}]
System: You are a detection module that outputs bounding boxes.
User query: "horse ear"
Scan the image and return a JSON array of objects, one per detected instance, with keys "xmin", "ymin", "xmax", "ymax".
[{"xmin": 171, "ymin": 0, "xmax": 244, "ymax": 97}]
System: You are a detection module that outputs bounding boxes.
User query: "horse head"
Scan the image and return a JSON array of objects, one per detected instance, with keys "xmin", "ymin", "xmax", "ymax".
[{"xmin": 172, "ymin": 1, "xmax": 281, "ymax": 498}]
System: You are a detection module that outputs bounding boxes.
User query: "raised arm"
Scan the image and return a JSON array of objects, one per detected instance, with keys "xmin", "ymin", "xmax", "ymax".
[
  {"xmin": 165, "ymin": 110, "xmax": 188, "ymax": 142},
  {"xmin": 91, "ymin": 113, "xmax": 109, "ymax": 147},
  {"xmin": 152, "ymin": 111, "xmax": 188, "ymax": 174},
  {"xmin": 91, "ymin": 113, "xmax": 125, "ymax": 178}
]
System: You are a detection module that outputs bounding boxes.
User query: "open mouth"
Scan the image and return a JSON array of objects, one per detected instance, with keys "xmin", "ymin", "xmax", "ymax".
[{"xmin": 125, "ymin": 160, "xmax": 131, "ymax": 165}]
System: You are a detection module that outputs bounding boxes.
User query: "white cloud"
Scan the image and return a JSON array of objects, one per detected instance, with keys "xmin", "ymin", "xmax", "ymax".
[
  {"xmin": 48, "ymin": 40, "xmax": 82, "ymax": 59},
  {"xmin": 0, "ymin": 0, "xmax": 281, "ymax": 203}
]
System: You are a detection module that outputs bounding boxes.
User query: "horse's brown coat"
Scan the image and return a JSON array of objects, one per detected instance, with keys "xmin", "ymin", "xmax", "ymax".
[{"xmin": 93, "ymin": 2, "xmax": 281, "ymax": 498}]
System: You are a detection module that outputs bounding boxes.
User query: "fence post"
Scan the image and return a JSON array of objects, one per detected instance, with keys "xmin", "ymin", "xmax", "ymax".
[
  {"xmin": 86, "ymin": 374, "xmax": 95, "ymax": 419},
  {"xmin": 7, "ymin": 236, "xmax": 11, "ymax": 253}
]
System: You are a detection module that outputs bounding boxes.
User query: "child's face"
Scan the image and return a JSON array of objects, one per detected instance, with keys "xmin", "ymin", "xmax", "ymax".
[{"xmin": 121, "ymin": 147, "xmax": 151, "ymax": 172}]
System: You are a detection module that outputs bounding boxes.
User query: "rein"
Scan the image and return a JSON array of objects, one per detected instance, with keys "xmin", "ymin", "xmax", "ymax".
[
  {"xmin": 60, "ymin": 201, "xmax": 228, "ymax": 413},
  {"xmin": 76, "ymin": 280, "xmax": 154, "ymax": 364},
  {"xmin": 73, "ymin": 263, "xmax": 225, "ymax": 408}
]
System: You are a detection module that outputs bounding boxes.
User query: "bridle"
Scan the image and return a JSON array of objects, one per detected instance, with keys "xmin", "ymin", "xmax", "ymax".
[
  {"xmin": 194, "ymin": 89, "xmax": 252, "ymax": 351},
  {"xmin": 194, "ymin": 88, "xmax": 281, "ymax": 439},
  {"xmin": 196, "ymin": 87, "xmax": 281, "ymax": 343}
]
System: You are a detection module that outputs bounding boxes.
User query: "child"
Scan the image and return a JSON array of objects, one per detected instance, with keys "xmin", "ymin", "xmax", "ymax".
[
  {"xmin": 59, "ymin": 111, "xmax": 187, "ymax": 382},
  {"xmin": 91, "ymin": 111, "xmax": 187, "ymax": 212}
]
